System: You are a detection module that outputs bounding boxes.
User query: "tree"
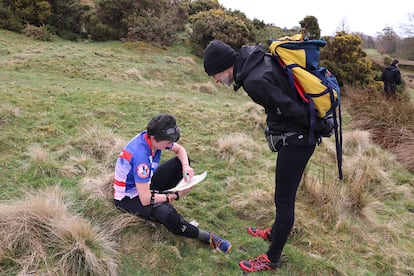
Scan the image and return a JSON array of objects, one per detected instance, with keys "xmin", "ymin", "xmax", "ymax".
[
  {"xmin": 299, "ymin": 15, "xmax": 320, "ymax": 39},
  {"xmin": 335, "ymin": 17, "xmax": 350, "ymax": 34},
  {"xmin": 359, "ymin": 33, "xmax": 376, "ymax": 49},
  {"xmin": 397, "ymin": 37, "xmax": 414, "ymax": 61},
  {"xmin": 375, "ymin": 27, "xmax": 399, "ymax": 55},
  {"xmin": 402, "ymin": 12, "xmax": 414, "ymax": 36}
]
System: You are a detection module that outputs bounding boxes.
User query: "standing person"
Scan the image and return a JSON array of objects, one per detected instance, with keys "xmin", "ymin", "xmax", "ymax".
[
  {"xmin": 113, "ymin": 113, "xmax": 231, "ymax": 253},
  {"xmin": 202, "ymin": 40, "xmax": 333, "ymax": 272},
  {"xmin": 381, "ymin": 59, "xmax": 401, "ymax": 98}
]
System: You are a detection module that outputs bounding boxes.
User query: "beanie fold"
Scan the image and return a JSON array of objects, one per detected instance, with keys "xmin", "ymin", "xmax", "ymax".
[{"xmin": 203, "ymin": 40, "xmax": 237, "ymax": 76}]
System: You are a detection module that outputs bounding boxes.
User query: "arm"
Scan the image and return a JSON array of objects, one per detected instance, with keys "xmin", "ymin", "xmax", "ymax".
[
  {"xmin": 395, "ymin": 70, "xmax": 401, "ymax": 85},
  {"xmin": 136, "ymin": 182, "xmax": 185, "ymax": 205},
  {"xmin": 170, "ymin": 142, "xmax": 194, "ymax": 180},
  {"xmin": 244, "ymin": 78, "xmax": 310, "ymax": 128}
]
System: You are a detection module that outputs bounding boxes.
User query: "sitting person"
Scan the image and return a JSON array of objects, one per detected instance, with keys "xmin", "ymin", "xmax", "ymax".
[{"xmin": 113, "ymin": 113, "xmax": 231, "ymax": 253}]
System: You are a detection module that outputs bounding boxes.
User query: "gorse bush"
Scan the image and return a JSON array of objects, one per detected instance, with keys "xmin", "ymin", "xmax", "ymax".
[
  {"xmin": 0, "ymin": 0, "xmax": 190, "ymax": 43},
  {"xmin": 321, "ymin": 32, "xmax": 375, "ymax": 87},
  {"xmin": 188, "ymin": 9, "xmax": 255, "ymax": 56},
  {"xmin": 123, "ymin": 0, "xmax": 188, "ymax": 46},
  {"xmin": 0, "ymin": 0, "xmax": 52, "ymax": 32},
  {"xmin": 0, "ymin": 0, "xmax": 87, "ymax": 40},
  {"xmin": 185, "ymin": 0, "xmax": 221, "ymax": 16}
]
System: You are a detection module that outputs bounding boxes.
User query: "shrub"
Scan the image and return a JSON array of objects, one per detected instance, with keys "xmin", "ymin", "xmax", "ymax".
[
  {"xmin": 89, "ymin": 0, "xmax": 187, "ymax": 45},
  {"xmin": 47, "ymin": 0, "xmax": 89, "ymax": 40},
  {"xmin": 23, "ymin": 24, "xmax": 53, "ymax": 41},
  {"xmin": 123, "ymin": 0, "xmax": 188, "ymax": 46},
  {"xmin": 0, "ymin": 0, "xmax": 52, "ymax": 32},
  {"xmin": 188, "ymin": 9, "xmax": 254, "ymax": 56},
  {"xmin": 185, "ymin": 0, "xmax": 221, "ymax": 16},
  {"xmin": 321, "ymin": 32, "xmax": 376, "ymax": 87}
]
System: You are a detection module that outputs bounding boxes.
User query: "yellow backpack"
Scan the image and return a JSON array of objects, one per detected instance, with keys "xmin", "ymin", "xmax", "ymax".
[{"xmin": 269, "ymin": 34, "xmax": 343, "ymax": 180}]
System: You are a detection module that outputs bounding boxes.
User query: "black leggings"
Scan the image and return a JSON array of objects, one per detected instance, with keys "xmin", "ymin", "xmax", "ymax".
[
  {"xmin": 114, "ymin": 157, "xmax": 199, "ymax": 238},
  {"xmin": 267, "ymin": 143, "xmax": 316, "ymax": 261}
]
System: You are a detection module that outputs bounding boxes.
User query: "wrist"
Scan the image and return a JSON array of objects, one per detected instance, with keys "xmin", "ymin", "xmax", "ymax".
[{"xmin": 165, "ymin": 194, "xmax": 170, "ymax": 203}]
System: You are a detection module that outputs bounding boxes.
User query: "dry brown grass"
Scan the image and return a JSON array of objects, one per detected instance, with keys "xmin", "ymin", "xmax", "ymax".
[
  {"xmin": 293, "ymin": 127, "xmax": 414, "ymax": 275},
  {"xmin": 81, "ymin": 173, "xmax": 114, "ymax": 203},
  {"xmin": 300, "ymin": 129, "xmax": 412, "ymax": 223},
  {"xmin": 0, "ymin": 103, "xmax": 21, "ymax": 124},
  {"xmin": 237, "ymin": 101, "xmax": 266, "ymax": 132},
  {"xmin": 0, "ymin": 186, "xmax": 119, "ymax": 275},
  {"xmin": 345, "ymin": 88, "xmax": 414, "ymax": 172},
  {"xmin": 23, "ymin": 143, "xmax": 60, "ymax": 177},
  {"xmin": 185, "ymin": 81, "xmax": 218, "ymax": 94},
  {"xmin": 23, "ymin": 125, "xmax": 125, "ymax": 179},
  {"xmin": 69, "ymin": 124, "xmax": 125, "ymax": 163},
  {"xmin": 216, "ymin": 132, "xmax": 263, "ymax": 164}
]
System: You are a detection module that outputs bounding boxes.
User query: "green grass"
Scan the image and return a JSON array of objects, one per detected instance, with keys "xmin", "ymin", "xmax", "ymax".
[{"xmin": 1, "ymin": 30, "xmax": 413, "ymax": 275}]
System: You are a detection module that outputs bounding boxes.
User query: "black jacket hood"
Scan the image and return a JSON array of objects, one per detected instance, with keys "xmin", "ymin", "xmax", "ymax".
[
  {"xmin": 234, "ymin": 44, "xmax": 265, "ymax": 90},
  {"xmin": 231, "ymin": 43, "xmax": 333, "ymax": 137}
]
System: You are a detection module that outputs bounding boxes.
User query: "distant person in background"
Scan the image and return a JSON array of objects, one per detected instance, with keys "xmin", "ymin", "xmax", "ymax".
[
  {"xmin": 202, "ymin": 40, "xmax": 333, "ymax": 273},
  {"xmin": 113, "ymin": 113, "xmax": 231, "ymax": 253},
  {"xmin": 381, "ymin": 59, "xmax": 401, "ymax": 98}
]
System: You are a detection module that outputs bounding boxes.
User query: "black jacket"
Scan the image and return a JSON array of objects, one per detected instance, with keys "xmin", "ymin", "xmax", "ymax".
[
  {"xmin": 381, "ymin": 65, "xmax": 401, "ymax": 85},
  {"xmin": 233, "ymin": 44, "xmax": 331, "ymax": 137}
]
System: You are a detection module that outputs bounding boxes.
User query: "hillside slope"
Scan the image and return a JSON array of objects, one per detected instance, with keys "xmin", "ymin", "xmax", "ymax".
[{"xmin": 0, "ymin": 30, "xmax": 413, "ymax": 275}]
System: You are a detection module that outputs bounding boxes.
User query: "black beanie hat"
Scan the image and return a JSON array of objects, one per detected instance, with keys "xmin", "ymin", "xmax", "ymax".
[
  {"xmin": 391, "ymin": 59, "xmax": 399, "ymax": 66},
  {"xmin": 203, "ymin": 40, "xmax": 237, "ymax": 76}
]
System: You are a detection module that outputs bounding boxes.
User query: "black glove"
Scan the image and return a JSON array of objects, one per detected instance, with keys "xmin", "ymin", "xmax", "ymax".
[{"xmin": 315, "ymin": 117, "xmax": 334, "ymax": 137}]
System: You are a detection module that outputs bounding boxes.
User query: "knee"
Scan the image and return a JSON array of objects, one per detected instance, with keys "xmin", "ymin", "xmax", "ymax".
[
  {"xmin": 152, "ymin": 204, "xmax": 186, "ymax": 235},
  {"xmin": 166, "ymin": 215, "xmax": 188, "ymax": 235}
]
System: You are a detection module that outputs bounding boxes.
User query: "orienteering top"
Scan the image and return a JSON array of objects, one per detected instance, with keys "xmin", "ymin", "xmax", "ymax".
[{"xmin": 113, "ymin": 131, "xmax": 163, "ymax": 200}]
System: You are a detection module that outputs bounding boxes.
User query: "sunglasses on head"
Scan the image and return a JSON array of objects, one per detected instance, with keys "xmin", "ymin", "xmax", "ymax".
[{"xmin": 164, "ymin": 125, "xmax": 178, "ymax": 135}]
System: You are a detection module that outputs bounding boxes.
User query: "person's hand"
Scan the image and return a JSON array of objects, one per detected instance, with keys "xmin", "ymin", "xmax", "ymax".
[
  {"xmin": 315, "ymin": 117, "xmax": 334, "ymax": 137},
  {"xmin": 321, "ymin": 117, "xmax": 335, "ymax": 137},
  {"xmin": 182, "ymin": 164, "xmax": 194, "ymax": 182},
  {"xmin": 179, "ymin": 187, "xmax": 193, "ymax": 197},
  {"xmin": 169, "ymin": 187, "xmax": 192, "ymax": 202}
]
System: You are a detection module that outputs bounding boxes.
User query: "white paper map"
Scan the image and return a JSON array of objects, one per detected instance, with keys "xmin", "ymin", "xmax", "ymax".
[{"xmin": 166, "ymin": 171, "xmax": 208, "ymax": 192}]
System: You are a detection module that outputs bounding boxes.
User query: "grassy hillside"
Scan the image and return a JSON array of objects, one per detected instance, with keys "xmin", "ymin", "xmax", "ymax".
[{"xmin": 0, "ymin": 30, "xmax": 413, "ymax": 275}]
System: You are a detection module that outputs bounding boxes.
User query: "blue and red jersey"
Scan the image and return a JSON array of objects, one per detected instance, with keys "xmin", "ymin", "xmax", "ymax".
[{"xmin": 113, "ymin": 131, "xmax": 162, "ymax": 200}]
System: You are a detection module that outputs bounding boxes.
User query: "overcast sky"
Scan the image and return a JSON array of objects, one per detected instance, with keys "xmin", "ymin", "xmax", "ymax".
[{"xmin": 219, "ymin": 0, "xmax": 413, "ymax": 37}]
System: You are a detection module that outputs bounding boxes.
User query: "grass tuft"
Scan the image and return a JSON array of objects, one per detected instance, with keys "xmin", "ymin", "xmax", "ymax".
[
  {"xmin": 0, "ymin": 186, "xmax": 119, "ymax": 275},
  {"xmin": 1, "ymin": 30, "xmax": 413, "ymax": 275},
  {"xmin": 216, "ymin": 132, "xmax": 263, "ymax": 164}
]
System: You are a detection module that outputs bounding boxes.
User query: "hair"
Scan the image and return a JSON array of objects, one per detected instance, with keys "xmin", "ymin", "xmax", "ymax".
[{"xmin": 147, "ymin": 113, "xmax": 180, "ymax": 142}]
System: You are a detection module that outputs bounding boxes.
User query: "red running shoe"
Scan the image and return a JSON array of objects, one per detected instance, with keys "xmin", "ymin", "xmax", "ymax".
[
  {"xmin": 247, "ymin": 227, "xmax": 272, "ymax": 241},
  {"xmin": 239, "ymin": 253, "xmax": 279, "ymax": 272}
]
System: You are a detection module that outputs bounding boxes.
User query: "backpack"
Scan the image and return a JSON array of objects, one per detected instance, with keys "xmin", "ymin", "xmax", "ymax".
[{"xmin": 268, "ymin": 34, "xmax": 343, "ymax": 180}]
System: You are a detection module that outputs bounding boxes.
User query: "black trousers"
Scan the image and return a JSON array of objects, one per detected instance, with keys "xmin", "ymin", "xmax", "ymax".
[
  {"xmin": 384, "ymin": 82, "xmax": 396, "ymax": 96},
  {"xmin": 114, "ymin": 157, "xmax": 199, "ymax": 238},
  {"xmin": 267, "ymin": 143, "xmax": 316, "ymax": 262}
]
